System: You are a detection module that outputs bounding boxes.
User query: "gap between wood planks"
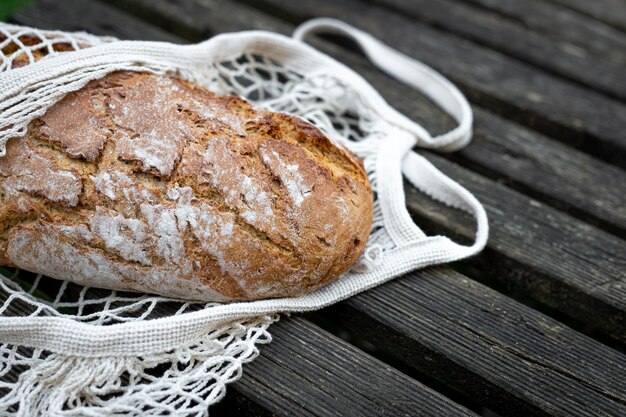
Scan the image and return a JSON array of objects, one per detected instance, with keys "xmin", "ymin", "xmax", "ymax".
[
  {"xmin": 456, "ymin": 0, "xmax": 626, "ymax": 61},
  {"xmin": 364, "ymin": 0, "xmax": 626, "ymax": 102},
  {"xmin": 225, "ymin": 0, "xmax": 626, "ymax": 340},
  {"xmin": 547, "ymin": 0, "xmax": 626, "ymax": 33}
]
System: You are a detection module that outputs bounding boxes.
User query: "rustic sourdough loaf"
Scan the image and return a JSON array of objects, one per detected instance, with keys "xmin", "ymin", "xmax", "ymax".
[{"xmin": 0, "ymin": 71, "xmax": 373, "ymax": 301}]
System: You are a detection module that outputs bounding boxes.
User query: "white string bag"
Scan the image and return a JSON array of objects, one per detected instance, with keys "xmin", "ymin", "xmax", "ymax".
[{"xmin": 0, "ymin": 18, "xmax": 488, "ymax": 416}]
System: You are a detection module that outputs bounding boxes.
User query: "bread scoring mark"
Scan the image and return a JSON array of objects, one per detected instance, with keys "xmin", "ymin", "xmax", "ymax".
[
  {"xmin": 28, "ymin": 135, "xmax": 100, "ymax": 178},
  {"xmin": 199, "ymin": 137, "xmax": 276, "ymax": 226},
  {"xmin": 259, "ymin": 148, "xmax": 312, "ymax": 208},
  {"xmin": 91, "ymin": 148, "xmax": 299, "ymax": 272},
  {"xmin": 172, "ymin": 179, "xmax": 298, "ymax": 259},
  {"xmin": 89, "ymin": 169, "xmax": 157, "ymax": 217},
  {"xmin": 0, "ymin": 138, "xmax": 81, "ymax": 207},
  {"xmin": 267, "ymin": 113, "xmax": 367, "ymax": 185},
  {"xmin": 187, "ymin": 137, "xmax": 304, "ymax": 261},
  {"xmin": 141, "ymin": 184, "xmax": 276, "ymax": 284},
  {"xmin": 90, "ymin": 207, "xmax": 151, "ymax": 265},
  {"xmin": 117, "ymin": 130, "xmax": 183, "ymax": 177},
  {"xmin": 36, "ymin": 90, "xmax": 111, "ymax": 161}
]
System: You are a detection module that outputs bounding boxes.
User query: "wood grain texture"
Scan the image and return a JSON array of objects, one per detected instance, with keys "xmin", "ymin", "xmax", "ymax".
[
  {"xmin": 457, "ymin": 0, "xmax": 626, "ymax": 65},
  {"xmin": 231, "ymin": 1, "xmax": 626, "ymax": 337},
  {"xmin": 454, "ymin": 109, "xmax": 626, "ymax": 239},
  {"xmin": 108, "ymin": 0, "xmax": 291, "ymax": 40},
  {"xmin": 330, "ymin": 267, "xmax": 626, "ymax": 417},
  {"xmin": 253, "ymin": 0, "xmax": 626, "ymax": 166},
  {"xmin": 226, "ymin": 316, "xmax": 478, "ymax": 417},
  {"xmin": 548, "ymin": 0, "xmax": 626, "ymax": 32},
  {"xmin": 406, "ymin": 152, "xmax": 626, "ymax": 342},
  {"xmin": 11, "ymin": 0, "xmax": 180, "ymax": 42},
  {"xmin": 370, "ymin": 0, "xmax": 626, "ymax": 101}
]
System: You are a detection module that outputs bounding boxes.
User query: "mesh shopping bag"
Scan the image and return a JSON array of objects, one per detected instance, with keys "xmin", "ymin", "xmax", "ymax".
[{"xmin": 0, "ymin": 18, "xmax": 487, "ymax": 416}]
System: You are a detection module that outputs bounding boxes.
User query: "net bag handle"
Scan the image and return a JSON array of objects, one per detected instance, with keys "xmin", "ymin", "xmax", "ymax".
[
  {"xmin": 294, "ymin": 18, "xmax": 488, "ymax": 260},
  {"xmin": 293, "ymin": 17, "xmax": 473, "ymax": 152}
]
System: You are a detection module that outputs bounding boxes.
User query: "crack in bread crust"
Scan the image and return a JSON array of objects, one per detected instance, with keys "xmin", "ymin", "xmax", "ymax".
[{"xmin": 0, "ymin": 71, "xmax": 373, "ymax": 301}]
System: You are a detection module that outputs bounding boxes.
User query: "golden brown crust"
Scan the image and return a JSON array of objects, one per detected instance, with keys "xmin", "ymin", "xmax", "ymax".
[{"xmin": 0, "ymin": 71, "xmax": 373, "ymax": 301}]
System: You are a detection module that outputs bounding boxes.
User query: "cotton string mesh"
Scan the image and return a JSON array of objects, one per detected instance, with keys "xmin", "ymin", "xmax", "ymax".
[
  {"xmin": 0, "ymin": 24, "xmax": 394, "ymax": 416},
  {"xmin": 0, "ymin": 21, "xmax": 487, "ymax": 416}
]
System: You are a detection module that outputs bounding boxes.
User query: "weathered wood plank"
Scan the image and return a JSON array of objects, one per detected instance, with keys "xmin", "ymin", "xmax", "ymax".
[
  {"xmin": 328, "ymin": 267, "xmax": 626, "ymax": 417},
  {"xmin": 11, "ymin": 0, "xmax": 181, "ymax": 42},
  {"xmin": 210, "ymin": 389, "xmax": 275, "ymax": 417},
  {"xmin": 226, "ymin": 2, "xmax": 626, "ymax": 333},
  {"xmin": 370, "ymin": 0, "xmax": 626, "ymax": 101},
  {"xmin": 458, "ymin": 0, "xmax": 626, "ymax": 65},
  {"xmin": 406, "ymin": 152, "xmax": 626, "ymax": 342},
  {"xmin": 224, "ymin": 317, "xmax": 478, "ymax": 417},
  {"xmin": 107, "ymin": 0, "xmax": 293, "ymax": 37},
  {"xmin": 251, "ymin": 0, "xmax": 626, "ymax": 166},
  {"xmin": 453, "ymin": 109, "xmax": 626, "ymax": 239},
  {"xmin": 548, "ymin": 0, "xmax": 626, "ymax": 32}
]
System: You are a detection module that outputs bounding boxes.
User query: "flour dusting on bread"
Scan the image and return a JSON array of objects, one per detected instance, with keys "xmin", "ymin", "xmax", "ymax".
[
  {"xmin": 0, "ymin": 138, "xmax": 82, "ymax": 206},
  {"xmin": 260, "ymin": 149, "xmax": 312, "ymax": 208}
]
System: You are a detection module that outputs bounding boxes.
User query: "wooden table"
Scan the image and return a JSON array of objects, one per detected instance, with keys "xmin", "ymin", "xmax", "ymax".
[{"xmin": 6, "ymin": 0, "xmax": 626, "ymax": 415}]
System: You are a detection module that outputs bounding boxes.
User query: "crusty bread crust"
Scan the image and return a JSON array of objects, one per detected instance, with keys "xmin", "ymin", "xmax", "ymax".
[{"xmin": 0, "ymin": 71, "xmax": 373, "ymax": 301}]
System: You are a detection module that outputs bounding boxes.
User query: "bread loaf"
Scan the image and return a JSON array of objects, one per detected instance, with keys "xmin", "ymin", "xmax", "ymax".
[{"xmin": 0, "ymin": 71, "xmax": 373, "ymax": 301}]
